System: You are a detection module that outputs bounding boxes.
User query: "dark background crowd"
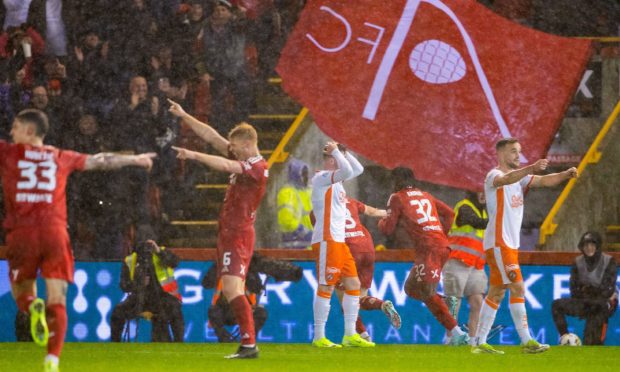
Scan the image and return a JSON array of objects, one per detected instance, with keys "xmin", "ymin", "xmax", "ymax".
[
  {"xmin": 0, "ymin": 0, "xmax": 306, "ymax": 259},
  {"xmin": 0, "ymin": 0, "xmax": 619, "ymax": 260}
]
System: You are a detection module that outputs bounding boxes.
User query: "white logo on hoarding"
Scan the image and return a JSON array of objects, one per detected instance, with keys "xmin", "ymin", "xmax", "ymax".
[{"xmin": 73, "ymin": 269, "xmax": 88, "ymax": 313}]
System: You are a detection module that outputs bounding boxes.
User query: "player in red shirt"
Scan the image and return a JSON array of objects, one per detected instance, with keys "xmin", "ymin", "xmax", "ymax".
[
  {"xmin": 378, "ymin": 167, "xmax": 469, "ymax": 345},
  {"xmin": 1, "ymin": 109, "xmax": 155, "ymax": 372},
  {"xmin": 340, "ymin": 197, "xmax": 401, "ymax": 340},
  {"xmin": 168, "ymin": 100, "xmax": 268, "ymax": 359}
]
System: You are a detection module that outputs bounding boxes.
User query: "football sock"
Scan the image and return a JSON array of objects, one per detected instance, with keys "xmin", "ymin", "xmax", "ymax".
[
  {"xmin": 359, "ymin": 296, "xmax": 384, "ymax": 310},
  {"xmin": 355, "ymin": 316, "xmax": 366, "ymax": 334},
  {"xmin": 313, "ymin": 291, "xmax": 331, "ymax": 340},
  {"xmin": 450, "ymin": 325, "xmax": 465, "ymax": 336},
  {"xmin": 475, "ymin": 297, "xmax": 499, "ymax": 345},
  {"xmin": 46, "ymin": 304, "xmax": 67, "ymax": 357},
  {"xmin": 229, "ymin": 296, "xmax": 256, "ymax": 346},
  {"xmin": 343, "ymin": 290, "xmax": 360, "ymax": 337},
  {"xmin": 16, "ymin": 293, "xmax": 35, "ymax": 313},
  {"xmin": 425, "ymin": 294, "xmax": 457, "ymax": 330},
  {"xmin": 509, "ymin": 297, "xmax": 532, "ymax": 344}
]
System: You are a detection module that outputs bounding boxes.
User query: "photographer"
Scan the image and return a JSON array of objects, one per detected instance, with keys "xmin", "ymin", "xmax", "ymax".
[
  {"xmin": 552, "ymin": 231, "xmax": 618, "ymax": 345},
  {"xmin": 203, "ymin": 253, "xmax": 302, "ymax": 342},
  {"xmin": 111, "ymin": 239, "xmax": 184, "ymax": 342}
]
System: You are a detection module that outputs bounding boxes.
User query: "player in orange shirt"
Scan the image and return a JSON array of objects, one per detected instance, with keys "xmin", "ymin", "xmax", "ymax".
[
  {"xmin": 310, "ymin": 143, "xmax": 374, "ymax": 348},
  {"xmin": 471, "ymin": 138, "xmax": 576, "ymax": 354}
]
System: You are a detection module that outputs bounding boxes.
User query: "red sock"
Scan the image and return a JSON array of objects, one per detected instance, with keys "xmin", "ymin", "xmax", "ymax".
[
  {"xmin": 46, "ymin": 304, "xmax": 67, "ymax": 357},
  {"xmin": 359, "ymin": 296, "xmax": 384, "ymax": 311},
  {"xmin": 16, "ymin": 293, "xmax": 35, "ymax": 312},
  {"xmin": 355, "ymin": 316, "xmax": 366, "ymax": 334},
  {"xmin": 229, "ymin": 296, "xmax": 256, "ymax": 346},
  {"xmin": 425, "ymin": 294, "xmax": 457, "ymax": 330}
]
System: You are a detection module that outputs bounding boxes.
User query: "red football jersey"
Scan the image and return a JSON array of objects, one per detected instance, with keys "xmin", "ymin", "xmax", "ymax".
[
  {"xmin": 378, "ymin": 187, "xmax": 454, "ymax": 251},
  {"xmin": 0, "ymin": 141, "xmax": 88, "ymax": 230},
  {"xmin": 219, "ymin": 155, "xmax": 268, "ymax": 230},
  {"xmin": 344, "ymin": 198, "xmax": 374, "ymax": 254}
]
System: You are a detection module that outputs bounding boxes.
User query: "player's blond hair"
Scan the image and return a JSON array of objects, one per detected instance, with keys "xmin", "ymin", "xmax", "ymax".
[{"xmin": 229, "ymin": 122, "xmax": 257, "ymax": 143}]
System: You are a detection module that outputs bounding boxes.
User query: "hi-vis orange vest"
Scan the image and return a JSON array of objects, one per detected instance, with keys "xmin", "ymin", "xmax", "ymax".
[
  {"xmin": 125, "ymin": 248, "xmax": 182, "ymax": 301},
  {"xmin": 448, "ymin": 199, "xmax": 487, "ymax": 270}
]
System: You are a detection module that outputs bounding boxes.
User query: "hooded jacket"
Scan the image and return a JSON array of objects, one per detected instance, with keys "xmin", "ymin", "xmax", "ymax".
[{"xmin": 569, "ymin": 232, "xmax": 618, "ymax": 301}]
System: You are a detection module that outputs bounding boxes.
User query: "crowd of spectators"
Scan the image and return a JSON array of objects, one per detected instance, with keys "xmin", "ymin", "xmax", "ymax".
[{"xmin": 0, "ymin": 0, "xmax": 306, "ymax": 259}]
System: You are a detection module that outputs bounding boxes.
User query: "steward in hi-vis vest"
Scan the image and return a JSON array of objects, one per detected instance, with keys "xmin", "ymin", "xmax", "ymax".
[
  {"xmin": 448, "ymin": 194, "xmax": 488, "ymax": 269},
  {"xmin": 442, "ymin": 191, "xmax": 490, "ymax": 343},
  {"xmin": 277, "ymin": 158, "xmax": 313, "ymax": 248}
]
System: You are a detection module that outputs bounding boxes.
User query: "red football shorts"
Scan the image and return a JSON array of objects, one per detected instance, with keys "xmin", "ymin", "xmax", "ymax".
[
  {"xmin": 313, "ymin": 241, "xmax": 358, "ymax": 286},
  {"xmin": 349, "ymin": 249, "xmax": 375, "ymax": 289},
  {"xmin": 6, "ymin": 225, "xmax": 75, "ymax": 283},
  {"xmin": 485, "ymin": 245, "xmax": 523, "ymax": 286},
  {"xmin": 409, "ymin": 245, "xmax": 450, "ymax": 284},
  {"xmin": 216, "ymin": 227, "xmax": 255, "ymax": 279}
]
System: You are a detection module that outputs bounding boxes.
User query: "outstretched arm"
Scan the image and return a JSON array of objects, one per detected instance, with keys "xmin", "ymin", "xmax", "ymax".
[
  {"xmin": 529, "ymin": 167, "xmax": 577, "ymax": 188},
  {"xmin": 363, "ymin": 205, "xmax": 387, "ymax": 218},
  {"xmin": 84, "ymin": 152, "xmax": 156, "ymax": 171},
  {"xmin": 172, "ymin": 146, "xmax": 243, "ymax": 174},
  {"xmin": 493, "ymin": 159, "xmax": 548, "ymax": 187},
  {"xmin": 168, "ymin": 99, "xmax": 229, "ymax": 156}
]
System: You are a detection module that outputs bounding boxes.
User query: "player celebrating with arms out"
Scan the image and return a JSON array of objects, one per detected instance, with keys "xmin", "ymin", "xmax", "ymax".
[
  {"xmin": 168, "ymin": 100, "xmax": 268, "ymax": 359},
  {"xmin": 311, "ymin": 142, "xmax": 374, "ymax": 348},
  {"xmin": 2, "ymin": 109, "xmax": 155, "ymax": 372},
  {"xmin": 378, "ymin": 167, "xmax": 470, "ymax": 345},
  {"xmin": 471, "ymin": 138, "xmax": 577, "ymax": 354}
]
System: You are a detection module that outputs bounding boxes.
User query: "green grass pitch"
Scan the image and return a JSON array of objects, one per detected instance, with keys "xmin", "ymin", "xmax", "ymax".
[{"xmin": 0, "ymin": 343, "xmax": 618, "ymax": 371}]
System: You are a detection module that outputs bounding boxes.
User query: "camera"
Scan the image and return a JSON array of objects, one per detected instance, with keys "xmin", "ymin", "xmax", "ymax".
[{"xmin": 135, "ymin": 241, "xmax": 153, "ymax": 261}]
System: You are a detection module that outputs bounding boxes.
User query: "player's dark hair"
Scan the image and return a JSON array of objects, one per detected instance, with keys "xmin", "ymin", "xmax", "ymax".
[
  {"xmin": 16, "ymin": 109, "xmax": 49, "ymax": 137},
  {"xmin": 495, "ymin": 138, "xmax": 519, "ymax": 151},
  {"xmin": 392, "ymin": 167, "xmax": 416, "ymax": 191}
]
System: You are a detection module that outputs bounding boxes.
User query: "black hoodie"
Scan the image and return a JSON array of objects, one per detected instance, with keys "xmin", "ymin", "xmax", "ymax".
[{"xmin": 569, "ymin": 231, "xmax": 618, "ymax": 300}]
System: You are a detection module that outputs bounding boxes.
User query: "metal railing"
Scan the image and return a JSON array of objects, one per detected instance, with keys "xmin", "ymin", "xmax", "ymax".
[
  {"xmin": 266, "ymin": 107, "xmax": 309, "ymax": 168},
  {"xmin": 539, "ymin": 99, "xmax": 620, "ymax": 245}
]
